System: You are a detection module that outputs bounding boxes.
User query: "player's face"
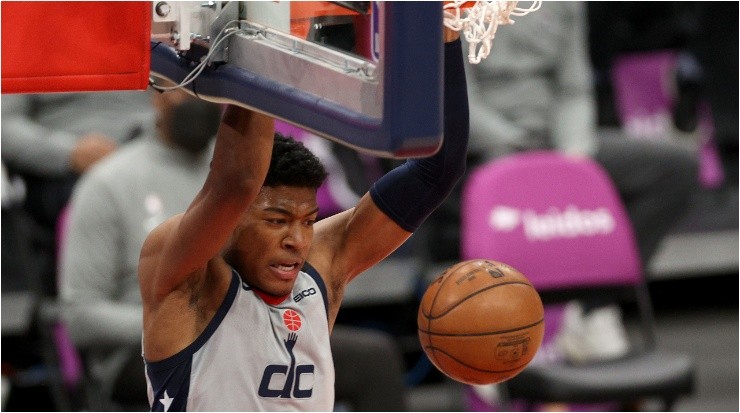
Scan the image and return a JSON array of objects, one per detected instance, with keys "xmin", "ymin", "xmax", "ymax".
[{"xmin": 230, "ymin": 185, "xmax": 319, "ymax": 296}]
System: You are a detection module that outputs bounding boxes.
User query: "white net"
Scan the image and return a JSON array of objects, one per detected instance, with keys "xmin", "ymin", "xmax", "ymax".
[{"xmin": 443, "ymin": 1, "xmax": 542, "ymax": 64}]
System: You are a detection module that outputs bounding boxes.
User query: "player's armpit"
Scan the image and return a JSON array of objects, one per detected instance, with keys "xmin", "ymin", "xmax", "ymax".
[{"xmin": 310, "ymin": 193, "xmax": 412, "ymax": 291}]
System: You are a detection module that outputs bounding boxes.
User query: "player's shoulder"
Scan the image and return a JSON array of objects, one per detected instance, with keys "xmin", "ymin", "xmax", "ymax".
[
  {"xmin": 139, "ymin": 212, "xmax": 185, "ymax": 265},
  {"xmin": 138, "ymin": 212, "xmax": 187, "ymax": 302}
]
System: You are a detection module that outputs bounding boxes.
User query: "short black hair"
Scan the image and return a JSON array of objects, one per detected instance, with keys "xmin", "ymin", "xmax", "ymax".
[{"xmin": 263, "ymin": 133, "xmax": 327, "ymax": 189}]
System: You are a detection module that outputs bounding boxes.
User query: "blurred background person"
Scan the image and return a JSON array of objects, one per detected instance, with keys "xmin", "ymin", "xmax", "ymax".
[
  {"xmin": 1, "ymin": 91, "xmax": 158, "ymax": 410},
  {"xmin": 588, "ymin": 1, "xmax": 737, "ymax": 187},
  {"xmin": 463, "ymin": 1, "xmax": 698, "ymax": 273},
  {"xmin": 1, "ymin": 92, "xmax": 155, "ymax": 297},
  {"xmin": 58, "ymin": 85, "xmax": 220, "ymax": 409},
  {"xmin": 1, "ymin": 92, "xmax": 154, "ymax": 227}
]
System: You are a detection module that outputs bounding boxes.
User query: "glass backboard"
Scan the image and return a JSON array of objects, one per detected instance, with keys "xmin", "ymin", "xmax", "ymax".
[{"xmin": 150, "ymin": 1, "xmax": 444, "ymax": 158}]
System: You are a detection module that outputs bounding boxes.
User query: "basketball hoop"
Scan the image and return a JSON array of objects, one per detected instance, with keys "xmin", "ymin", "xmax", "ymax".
[{"xmin": 443, "ymin": 1, "xmax": 541, "ymax": 64}]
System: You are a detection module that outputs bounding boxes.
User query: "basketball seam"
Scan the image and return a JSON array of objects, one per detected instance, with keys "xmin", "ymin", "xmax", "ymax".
[
  {"xmin": 425, "ymin": 272, "xmax": 449, "ymax": 368},
  {"xmin": 422, "ymin": 345, "xmax": 527, "ymax": 374},
  {"xmin": 421, "ymin": 261, "xmax": 484, "ymax": 319},
  {"xmin": 424, "ymin": 281, "xmax": 535, "ymax": 319},
  {"xmin": 417, "ymin": 318, "xmax": 544, "ymax": 336},
  {"xmin": 424, "ymin": 265, "xmax": 462, "ymax": 368}
]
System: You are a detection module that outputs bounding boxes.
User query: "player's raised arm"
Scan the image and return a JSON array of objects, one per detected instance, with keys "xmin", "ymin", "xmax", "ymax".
[
  {"xmin": 140, "ymin": 104, "xmax": 275, "ymax": 299},
  {"xmin": 310, "ymin": 28, "xmax": 469, "ymax": 298}
]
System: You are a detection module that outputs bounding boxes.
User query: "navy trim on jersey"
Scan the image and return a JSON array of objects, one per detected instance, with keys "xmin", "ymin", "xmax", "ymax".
[
  {"xmin": 145, "ymin": 270, "xmax": 240, "ymax": 411},
  {"xmin": 301, "ymin": 262, "xmax": 329, "ymax": 317},
  {"xmin": 145, "ymin": 269, "xmax": 240, "ymax": 372}
]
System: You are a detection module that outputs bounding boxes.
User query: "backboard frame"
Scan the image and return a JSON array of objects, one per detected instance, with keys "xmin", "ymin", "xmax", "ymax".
[{"xmin": 150, "ymin": 1, "xmax": 444, "ymax": 158}]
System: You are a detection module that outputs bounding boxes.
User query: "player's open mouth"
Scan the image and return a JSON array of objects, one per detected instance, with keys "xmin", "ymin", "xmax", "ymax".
[
  {"xmin": 269, "ymin": 262, "xmax": 301, "ymax": 280},
  {"xmin": 272, "ymin": 263, "xmax": 297, "ymax": 271}
]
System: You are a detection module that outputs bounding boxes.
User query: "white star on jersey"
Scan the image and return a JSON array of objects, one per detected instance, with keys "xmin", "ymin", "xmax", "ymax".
[{"xmin": 159, "ymin": 390, "xmax": 173, "ymax": 411}]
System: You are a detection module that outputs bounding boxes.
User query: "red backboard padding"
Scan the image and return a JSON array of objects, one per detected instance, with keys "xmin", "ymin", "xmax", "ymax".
[{"xmin": 2, "ymin": 2, "xmax": 151, "ymax": 94}]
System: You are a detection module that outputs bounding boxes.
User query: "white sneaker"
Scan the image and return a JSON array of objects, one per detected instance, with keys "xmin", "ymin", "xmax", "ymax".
[
  {"xmin": 529, "ymin": 338, "xmax": 566, "ymax": 366},
  {"xmin": 471, "ymin": 383, "xmax": 501, "ymax": 407},
  {"xmin": 556, "ymin": 301, "xmax": 630, "ymax": 364}
]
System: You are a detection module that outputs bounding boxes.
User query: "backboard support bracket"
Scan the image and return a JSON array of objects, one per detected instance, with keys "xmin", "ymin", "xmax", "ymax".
[{"xmin": 150, "ymin": 1, "xmax": 444, "ymax": 158}]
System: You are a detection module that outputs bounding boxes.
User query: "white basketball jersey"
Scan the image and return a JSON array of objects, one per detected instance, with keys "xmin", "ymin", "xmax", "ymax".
[{"xmin": 144, "ymin": 264, "xmax": 335, "ymax": 411}]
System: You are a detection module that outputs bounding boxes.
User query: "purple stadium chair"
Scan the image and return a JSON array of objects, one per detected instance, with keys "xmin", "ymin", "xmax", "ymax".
[
  {"xmin": 460, "ymin": 151, "xmax": 695, "ymax": 410},
  {"xmin": 39, "ymin": 205, "xmax": 107, "ymax": 410},
  {"xmin": 53, "ymin": 205, "xmax": 85, "ymax": 391},
  {"xmin": 611, "ymin": 50, "xmax": 724, "ymax": 189}
]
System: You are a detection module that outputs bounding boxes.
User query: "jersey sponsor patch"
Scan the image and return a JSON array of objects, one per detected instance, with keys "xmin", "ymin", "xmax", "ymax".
[{"xmin": 293, "ymin": 287, "xmax": 316, "ymax": 303}]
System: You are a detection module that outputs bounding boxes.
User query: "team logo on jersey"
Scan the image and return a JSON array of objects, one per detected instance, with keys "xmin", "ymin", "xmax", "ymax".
[
  {"xmin": 258, "ymin": 333, "xmax": 315, "ymax": 399},
  {"xmin": 283, "ymin": 309, "xmax": 302, "ymax": 331}
]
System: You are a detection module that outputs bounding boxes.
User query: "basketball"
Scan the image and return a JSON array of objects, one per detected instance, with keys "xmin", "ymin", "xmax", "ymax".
[{"xmin": 417, "ymin": 259, "xmax": 545, "ymax": 385}]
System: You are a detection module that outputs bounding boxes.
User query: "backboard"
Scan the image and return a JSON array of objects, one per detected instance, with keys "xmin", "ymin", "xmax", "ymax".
[{"xmin": 150, "ymin": 1, "xmax": 444, "ymax": 158}]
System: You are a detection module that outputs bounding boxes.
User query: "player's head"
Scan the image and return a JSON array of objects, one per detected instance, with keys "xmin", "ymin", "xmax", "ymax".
[
  {"xmin": 225, "ymin": 134, "xmax": 327, "ymax": 296},
  {"xmin": 263, "ymin": 134, "xmax": 328, "ymax": 189}
]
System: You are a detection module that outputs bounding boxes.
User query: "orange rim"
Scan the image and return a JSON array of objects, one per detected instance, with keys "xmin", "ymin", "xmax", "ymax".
[{"xmin": 444, "ymin": 1, "xmax": 478, "ymax": 9}]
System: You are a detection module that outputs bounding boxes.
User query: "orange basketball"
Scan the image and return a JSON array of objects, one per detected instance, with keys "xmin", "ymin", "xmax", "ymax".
[{"xmin": 417, "ymin": 259, "xmax": 545, "ymax": 385}]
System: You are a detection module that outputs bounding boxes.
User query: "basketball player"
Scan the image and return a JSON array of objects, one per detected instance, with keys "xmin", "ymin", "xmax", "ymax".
[{"xmin": 139, "ymin": 27, "xmax": 468, "ymax": 411}]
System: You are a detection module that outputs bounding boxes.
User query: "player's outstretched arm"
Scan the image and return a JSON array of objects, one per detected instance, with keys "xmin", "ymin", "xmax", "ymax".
[
  {"xmin": 139, "ymin": 104, "xmax": 275, "ymax": 300},
  {"xmin": 310, "ymin": 29, "xmax": 468, "ymax": 309}
]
